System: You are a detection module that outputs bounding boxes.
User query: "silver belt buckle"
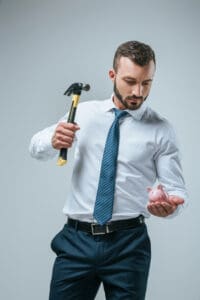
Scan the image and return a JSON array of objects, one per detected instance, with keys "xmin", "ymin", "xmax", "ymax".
[
  {"xmin": 91, "ymin": 223, "xmax": 111, "ymax": 235},
  {"xmin": 139, "ymin": 215, "xmax": 144, "ymax": 224}
]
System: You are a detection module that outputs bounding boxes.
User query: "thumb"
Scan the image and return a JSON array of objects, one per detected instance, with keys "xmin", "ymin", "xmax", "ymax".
[{"xmin": 169, "ymin": 195, "xmax": 184, "ymax": 205}]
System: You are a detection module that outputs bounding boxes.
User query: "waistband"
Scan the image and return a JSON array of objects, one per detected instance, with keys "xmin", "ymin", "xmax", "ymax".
[{"xmin": 67, "ymin": 215, "xmax": 145, "ymax": 235}]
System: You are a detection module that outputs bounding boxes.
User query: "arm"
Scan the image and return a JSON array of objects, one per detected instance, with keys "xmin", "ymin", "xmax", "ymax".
[
  {"xmin": 147, "ymin": 122, "xmax": 188, "ymax": 218},
  {"xmin": 29, "ymin": 120, "xmax": 80, "ymax": 161}
]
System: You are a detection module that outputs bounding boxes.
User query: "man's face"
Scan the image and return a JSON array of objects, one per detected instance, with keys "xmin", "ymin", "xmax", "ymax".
[{"xmin": 109, "ymin": 57, "xmax": 155, "ymax": 110}]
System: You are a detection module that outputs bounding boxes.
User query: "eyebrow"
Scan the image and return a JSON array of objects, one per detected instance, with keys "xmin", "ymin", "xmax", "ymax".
[
  {"xmin": 143, "ymin": 79, "xmax": 153, "ymax": 82},
  {"xmin": 124, "ymin": 77, "xmax": 153, "ymax": 82}
]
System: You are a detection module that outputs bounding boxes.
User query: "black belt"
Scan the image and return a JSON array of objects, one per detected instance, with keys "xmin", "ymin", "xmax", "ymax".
[{"xmin": 67, "ymin": 215, "xmax": 144, "ymax": 235}]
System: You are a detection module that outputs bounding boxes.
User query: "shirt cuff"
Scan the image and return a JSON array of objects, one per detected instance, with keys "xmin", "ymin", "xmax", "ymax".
[{"xmin": 29, "ymin": 125, "xmax": 58, "ymax": 160}]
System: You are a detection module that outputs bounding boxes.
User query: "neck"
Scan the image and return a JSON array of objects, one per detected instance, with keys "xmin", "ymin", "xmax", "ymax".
[{"xmin": 112, "ymin": 95, "xmax": 126, "ymax": 110}]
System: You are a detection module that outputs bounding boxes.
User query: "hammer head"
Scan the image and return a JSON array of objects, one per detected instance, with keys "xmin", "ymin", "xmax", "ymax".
[{"xmin": 64, "ymin": 82, "xmax": 90, "ymax": 96}]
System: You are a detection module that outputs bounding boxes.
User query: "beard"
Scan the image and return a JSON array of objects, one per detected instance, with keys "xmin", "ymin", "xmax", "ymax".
[{"xmin": 113, "ymin": 81, "xmax": 147, "ymax": 110}]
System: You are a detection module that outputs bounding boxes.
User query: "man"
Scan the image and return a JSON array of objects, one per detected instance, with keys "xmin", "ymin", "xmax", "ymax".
[{"xmin": 29, "ymin": 41, "xmax": 188, "ymax": 300}]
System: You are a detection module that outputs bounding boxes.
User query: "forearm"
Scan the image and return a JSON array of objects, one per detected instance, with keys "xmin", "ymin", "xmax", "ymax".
[
  {"xmin": 154, "ymin": 123, "xmax": 189, "ymax": 217},
  {"xmin": 29, "ymin": 124, "xmax": 58, "ymax": 161}
]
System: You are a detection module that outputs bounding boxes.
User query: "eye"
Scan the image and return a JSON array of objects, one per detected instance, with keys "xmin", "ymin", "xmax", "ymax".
[
  {"xmin": 124, "ymin": 79, "xmax": 136, "ymax": 85},
  {"xmin": 142, "ymin": 81, "xmax": 151, "ymax": 86}
]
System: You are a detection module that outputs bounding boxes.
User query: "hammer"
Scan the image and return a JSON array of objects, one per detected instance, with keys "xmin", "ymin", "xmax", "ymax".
[{"xmin": 57, "ymin": 82, "xmax": 90, "ymax": 166}]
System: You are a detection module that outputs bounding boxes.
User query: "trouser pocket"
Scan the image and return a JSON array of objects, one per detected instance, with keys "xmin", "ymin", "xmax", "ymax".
[{"xmin": 50, "ymin": 228, "xmax": 63, "ymax": 255}]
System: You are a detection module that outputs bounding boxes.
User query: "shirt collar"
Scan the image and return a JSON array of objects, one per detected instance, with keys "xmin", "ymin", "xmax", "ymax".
[{"xmin": 102, "ymin": 95, "xmax": 148, "ymax": 121}]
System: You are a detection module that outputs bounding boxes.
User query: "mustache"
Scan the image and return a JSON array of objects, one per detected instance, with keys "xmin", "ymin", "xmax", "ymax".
[{"xmin": 125, "ymin": 95, "xmax": 144, "ymax": 101}]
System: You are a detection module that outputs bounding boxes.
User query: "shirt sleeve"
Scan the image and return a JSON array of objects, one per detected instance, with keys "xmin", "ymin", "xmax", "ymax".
[
  {"xmin": 29, "ymin": 115, "xmax": 67, "ymax": 161},
  {"xmin": 154, "ymin": 120, "xmax": 189, "ymax": 217}
]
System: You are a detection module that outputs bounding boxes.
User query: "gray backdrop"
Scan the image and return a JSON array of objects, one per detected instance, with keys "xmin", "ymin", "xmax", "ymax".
[{"xmin": 0, "ymin": 0, "xmax": 199, "ymax": 299}]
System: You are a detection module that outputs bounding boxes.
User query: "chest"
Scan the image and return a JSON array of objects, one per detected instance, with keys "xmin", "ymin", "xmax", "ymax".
[{"xmin": 76, "ymin": 114, "xmax": 157, "ymax": 164}]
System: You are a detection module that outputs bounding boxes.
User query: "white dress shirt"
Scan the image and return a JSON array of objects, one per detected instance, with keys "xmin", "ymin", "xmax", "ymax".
[{"xmin": 29, "ymin": 97, "xmax": 188, "ymax": 221}]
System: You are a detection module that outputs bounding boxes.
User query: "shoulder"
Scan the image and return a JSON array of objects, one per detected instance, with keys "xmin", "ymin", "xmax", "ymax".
[
  {"xmin": 75, "ymin": 98, "xmax": 110, "ymax": 125},
  {"xmin": 78, "ymin": 99, "xmax": 99, "ymax": 109},
  {"xmin": 76, "ymin": 98, "xmax": 110, "ymax": 115},
  {"xmin": 78, "ymin": 98, "xmax": 109, "ymax": 108},
  {"xmin": 144, "ymin": 107, "xmax": 178, "ymax": 142},
  {"xmin": 144, "ymin": 107, "xmax": 174, "ymax": 129}
]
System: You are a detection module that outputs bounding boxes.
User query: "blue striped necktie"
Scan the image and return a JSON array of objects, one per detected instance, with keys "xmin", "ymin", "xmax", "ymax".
[{"xmin": 93, "ymin": 108, "xmax": 127, "ymax": 225}]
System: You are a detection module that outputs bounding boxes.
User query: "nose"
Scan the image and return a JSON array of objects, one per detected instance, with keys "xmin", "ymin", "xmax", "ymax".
[{"xmin": 132, "ymin": 84, "xmax": 142, "ymax": 97}]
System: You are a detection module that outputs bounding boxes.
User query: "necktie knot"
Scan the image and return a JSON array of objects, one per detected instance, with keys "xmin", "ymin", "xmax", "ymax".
[{"xmin": 114, "ymin": 108, "xmax": 128, "ymax": 120}]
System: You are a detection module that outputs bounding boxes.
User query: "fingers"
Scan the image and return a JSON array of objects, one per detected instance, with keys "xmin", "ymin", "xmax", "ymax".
[
  {"xmin": 168, "ymin": 195, "xmax": 184, "ymax": 205},
  {"xmin": 147, "ymin": 201, "xmax": 177, "ymax": 217},
  {"xmin": 52, "ymin": 122, "xmax": 80, "ymax": 150},
  {"xmin": 147, "ymin": 193, "xmax": 185, "ymax": 217}
]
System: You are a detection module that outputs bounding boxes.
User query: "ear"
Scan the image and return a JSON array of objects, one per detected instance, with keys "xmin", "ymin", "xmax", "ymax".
[
  {"xmin": 109, "ymin": 69, "xmax": 116, "ymax": 82},
  {"xmin": 147, "ymin": 187, "xmax": 152, "ymax": 192}
]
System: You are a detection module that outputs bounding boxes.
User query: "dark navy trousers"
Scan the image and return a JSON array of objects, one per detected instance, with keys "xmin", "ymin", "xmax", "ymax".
[{"xmin": 49, "ymin": 222, "xmax": 151, "ymax": 300}]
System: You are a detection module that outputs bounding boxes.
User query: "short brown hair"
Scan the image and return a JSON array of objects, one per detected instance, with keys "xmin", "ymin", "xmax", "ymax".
[{"xmin": 113, "ymin": 41, "xmax": 156, "ymax": 71}]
